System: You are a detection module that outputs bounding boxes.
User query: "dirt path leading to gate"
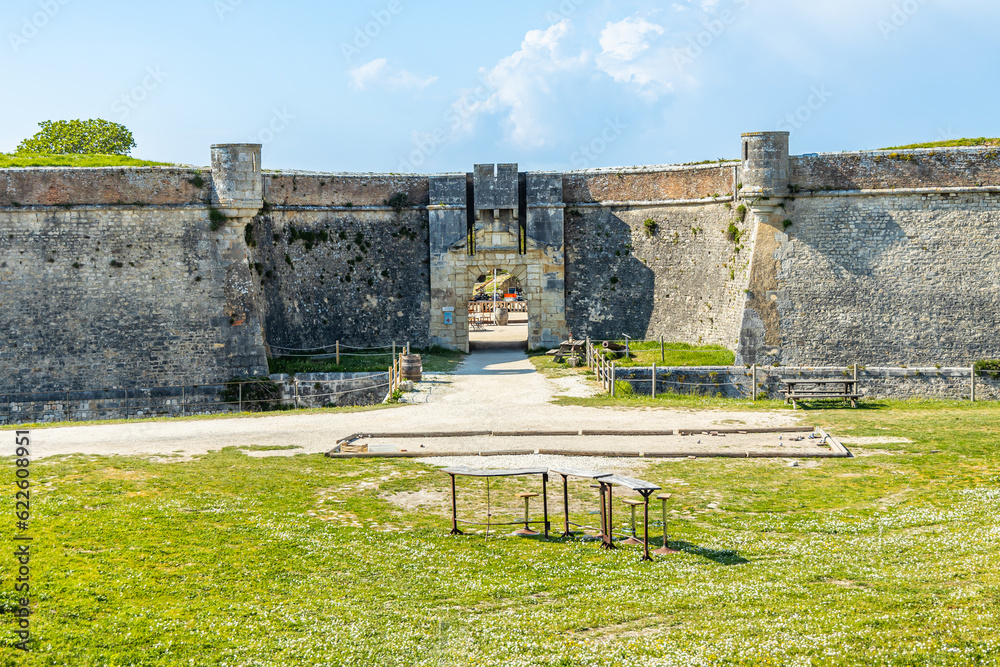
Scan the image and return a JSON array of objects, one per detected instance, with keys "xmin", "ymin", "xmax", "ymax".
[{"xmin": 27, "ymin": 348, "xmax": 803, "ymax": 459}]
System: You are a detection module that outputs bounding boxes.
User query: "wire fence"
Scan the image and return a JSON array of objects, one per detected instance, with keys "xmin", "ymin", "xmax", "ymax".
[{"xmin": 585, "ymin": 340, "xmax": 996, "ymax": 402}]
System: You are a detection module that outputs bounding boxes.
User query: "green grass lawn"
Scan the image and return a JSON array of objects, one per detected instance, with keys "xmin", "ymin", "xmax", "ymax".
[
  {"xmin": 529, "ymin": 341, "xmax": 734, "ymax": 376},
  {"xmin": 879, "ymin": 137, "xmax": 1000, "ymax": 150},
  {"xmin": 269, "ymin": 346, "xmax": 466, "ymax": 375},
  {"xmin": 2, "ymin": 402, "xmax": 999, "ymax": 665},
  {"xmin": 0, "ymin": 153, "xmax": 173, "ymax": 168}
]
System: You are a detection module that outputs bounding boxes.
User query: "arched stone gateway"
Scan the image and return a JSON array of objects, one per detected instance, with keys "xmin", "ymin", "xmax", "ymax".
[{"xmin": 428, "ymin": 164, "xmax": 569, "ymax": 352}]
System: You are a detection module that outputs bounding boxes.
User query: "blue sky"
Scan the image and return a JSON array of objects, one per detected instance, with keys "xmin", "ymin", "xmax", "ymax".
[{"xmin": 2, "ymin": 0, "xmax": 998, "ymax": 172}]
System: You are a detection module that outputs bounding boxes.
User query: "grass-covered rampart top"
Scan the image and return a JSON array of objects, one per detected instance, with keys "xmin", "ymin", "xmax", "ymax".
[
  {"xmin": 0, "ymin": 153, "xmax": 173, "ymax": 168},
  {"xmin": 879, "ymin": 137, "xmax": 1000, "ymax": 150}
]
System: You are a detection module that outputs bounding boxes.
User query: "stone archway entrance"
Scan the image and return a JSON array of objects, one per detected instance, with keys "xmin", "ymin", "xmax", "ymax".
[
  {"xmin": 467, "ymin": 267, "xmax": 529, "ymax": 350},
  {"xmin": 427, "ymin": 164, "xmax": 568, "ymax": 352}
]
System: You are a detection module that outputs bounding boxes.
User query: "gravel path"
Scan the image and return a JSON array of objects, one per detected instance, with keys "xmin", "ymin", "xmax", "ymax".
[{"xmin": 28, "ymin": 348, "xmax": 804, "ymax": 460}]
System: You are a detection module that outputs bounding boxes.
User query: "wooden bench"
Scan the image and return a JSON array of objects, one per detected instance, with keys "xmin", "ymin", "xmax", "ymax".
[{"xmin": 782, "ymin": 378, "xmax": 860, "ymax": 409}]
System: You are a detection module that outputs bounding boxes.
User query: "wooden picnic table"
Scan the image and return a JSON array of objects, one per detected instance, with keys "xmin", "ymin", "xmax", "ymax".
[{"xmin": 782, "ymin": 378, "xmax": 860, "ymax": 409}]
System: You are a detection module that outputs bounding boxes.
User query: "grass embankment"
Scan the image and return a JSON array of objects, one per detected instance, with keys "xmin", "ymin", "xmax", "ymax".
[
  {"xmin": 2, "ymin": 403, "xmax": 999, "ymax": 664},
  {"xmin": 268, "ymin": 346, "xmax": 465, "ymax": 375},
  {"xmin": 529, "ymin": 340, "xmax": 734, "ymax": 377},
  {"xmin": 0, "ymin": 153, "xmax": 173, "ymax": 168},
  {"xmin": 880, "ymin": 137, "xmax": 1000, "ymax": 150}
]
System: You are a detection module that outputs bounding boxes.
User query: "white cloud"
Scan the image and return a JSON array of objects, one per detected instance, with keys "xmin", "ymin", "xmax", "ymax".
[
  {"xmin": 599, "ymin": 16, "xmax": 664, "ymax": 61},
  {"xmin": 348, "ymin": 58, "xmax": 437, "ymax": 92},
  {"xmin": 596, "ymin": 16, "xmax": 674, "ymax": 98},
  {"xmin": 450, "ymin": 20, "xmax": 591, "ymax": 149}
]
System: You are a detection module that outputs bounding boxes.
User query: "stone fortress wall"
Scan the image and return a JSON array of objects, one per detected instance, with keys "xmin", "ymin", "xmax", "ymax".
[{"xmin": 1, "ymin": 132, "xmax": 999, "ymax": 394}]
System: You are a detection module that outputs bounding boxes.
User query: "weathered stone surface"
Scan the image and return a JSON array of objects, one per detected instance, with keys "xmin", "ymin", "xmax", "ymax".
[
  {"xmin": 248, "ymin": 208, "xmax": 431, "ymax": 350},
  {"xmin": 758, "ymin": 192, "xmax": 1000, "ymax": 366},
  {"xmin": 0, "ymin": 206, "xmax": 267, "ymax": 393},
  {"xmin": 790, "ymin": 148, "xmax": 1000, "ymax": 191},
  {"xmin": 564, "ymin": 202, "xmax": 749, "ymax": 346},
  {"xmin": 4, "ymin": 134, "xmax": 1000, "ymax": 399}
]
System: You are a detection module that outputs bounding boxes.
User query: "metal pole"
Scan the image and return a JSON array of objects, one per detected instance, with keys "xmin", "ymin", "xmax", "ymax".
[
  {"xmin": 542, "ymin": 473, "xmax": 549, "ymax": 539},
  {"xmin": 449, "ymin": 474, "xmax": 461, "ymax": 535},
  {"xmin": 562, "ymin": 474, "xmax": 571, "ymax": 537},
  {"xmin": 661, "ymin": 335, "xmax": 665, "ymax": 363},
  {"xmin": 971, "ymin": 365, "xmax": 976, "ymax": 402},
  {"xmin": 393, "ymin": 342, "xmax": 396, "ymax": 359},
  {"xmin": 598, "ymin": 483, "xmax": 607, "ymax": 545},
  {"xmin": 124, "ymin": 388, "xmax": 128, "ymax": 420},
  {"xmin": 652, "ymin": 363, "xmax": 657, "ymax": 399},
  {"xmin": 294, "ymin": 379, "xmax": 300, "ymax": 409},
  {"xmin": 611, "ymin": 363, "xmax": 616, "ymax": 397},
  {"xmin": 642, "ymin": 495, "xmax": 651, "ymax": 562},
  {"xmin": 752, "ymin": 363, "xmax": 757, "ymax": 401},
  {"xmin": 238, "ymin": 383, "xmax": 242, "ymax": 412},
  {"xmin": 181, "ymin": 386, "xmax": 185, "ymax": 417},
  {"xmin": 607, "ymin": 484, "xmax": 614, "ymax": 549}
]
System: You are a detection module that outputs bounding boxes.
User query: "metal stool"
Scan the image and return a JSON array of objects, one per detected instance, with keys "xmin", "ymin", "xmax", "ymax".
[
  {"xmin": 514, "ymin": 492, "xmax": 539, "ymax": 535},
  {"xmin": 654, "ymin": 493, "xmax": 677, "ymax": 555},
  {"xmin": 621, "ymin": 498, "xmax": 645, "ymax": 546}
]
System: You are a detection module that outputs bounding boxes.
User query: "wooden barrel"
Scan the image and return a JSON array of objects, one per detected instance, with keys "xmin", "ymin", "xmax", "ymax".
[{"xmin": 400, "ymin": 354, "xmax": 422, "ymax": 382}]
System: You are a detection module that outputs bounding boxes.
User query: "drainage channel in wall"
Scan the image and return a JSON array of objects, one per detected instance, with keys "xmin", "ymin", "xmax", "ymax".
[{"xmin": 325, "ymin": 427, "xmax": 851, "ymax": 459}]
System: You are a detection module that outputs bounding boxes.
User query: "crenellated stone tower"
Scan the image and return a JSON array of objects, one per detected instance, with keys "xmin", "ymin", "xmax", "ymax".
[
  {"xmin": 736, "ymin": 131, "xmax": 791, "ymax": 366},
  {"xmin": 208, "ymin": 144, "xmax": 268, "ymax": 377}
]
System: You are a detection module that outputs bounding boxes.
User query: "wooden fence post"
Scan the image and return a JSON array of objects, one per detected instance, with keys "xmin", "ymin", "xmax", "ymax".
[
  {"xmin": 651, "ymin": 363, "xmax": 657, "ymax": 399},
  {"xmin": 336, "ymin": 341, "xmax": 340, "ymax": 366},
  {"xmin": 238, "ymin": 383, "xmax": 243, "ymax": 413},
  {"xmin": 661, "ymin": 335, "xmax": 665, "ymax": 363},
  {"xmin": 751, "ymin": 363, "xmax": 757, "ymax": 401},
  {"xmin": 971, "ymin": 365, "xmax": 976, "ymax": 402},
  {"xmin": 294, "ymin": 379, "xmax": 300, "ymax": 410}
]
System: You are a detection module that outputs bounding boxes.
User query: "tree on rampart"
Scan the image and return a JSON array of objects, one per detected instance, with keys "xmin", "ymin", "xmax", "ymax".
[{"xmin": 15, "ymin": 119, "xmax": 136, "ymax": 156}]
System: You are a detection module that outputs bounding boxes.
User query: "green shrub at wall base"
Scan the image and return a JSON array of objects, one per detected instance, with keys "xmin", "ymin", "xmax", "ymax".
[{"xmin": 209, "ymin": 208, "xmax": 227, "ymax": 231}]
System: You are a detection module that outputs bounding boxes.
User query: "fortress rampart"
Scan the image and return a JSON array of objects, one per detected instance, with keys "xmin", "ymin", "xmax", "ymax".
[{"xmin": 2, "ymin": 133, "xmax": 999, "ymax": 394}]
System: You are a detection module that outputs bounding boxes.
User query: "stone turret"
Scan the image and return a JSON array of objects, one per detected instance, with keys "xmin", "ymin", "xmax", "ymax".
[
  {"xmin": 740, "ymin": 132, "xmax": 789, "ymax": 198},
  {"xmin": 211, "ymin": 144, "xmax": 263, "ymax": 218}
]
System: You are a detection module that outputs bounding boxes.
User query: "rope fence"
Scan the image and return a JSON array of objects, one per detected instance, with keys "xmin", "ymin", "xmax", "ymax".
[{"xmin": 0, "ymin": 373, "xmax": 390, "ymax": 425}]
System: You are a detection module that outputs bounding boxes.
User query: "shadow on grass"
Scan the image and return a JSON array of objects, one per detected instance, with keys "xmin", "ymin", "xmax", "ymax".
[
  {"xmin": 794, "ymin": 400, "xmax": 890, "ymax": 411},
  {"xmin": 669, "ymin": 540, "xmax": 749, "ymax": 565}
]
